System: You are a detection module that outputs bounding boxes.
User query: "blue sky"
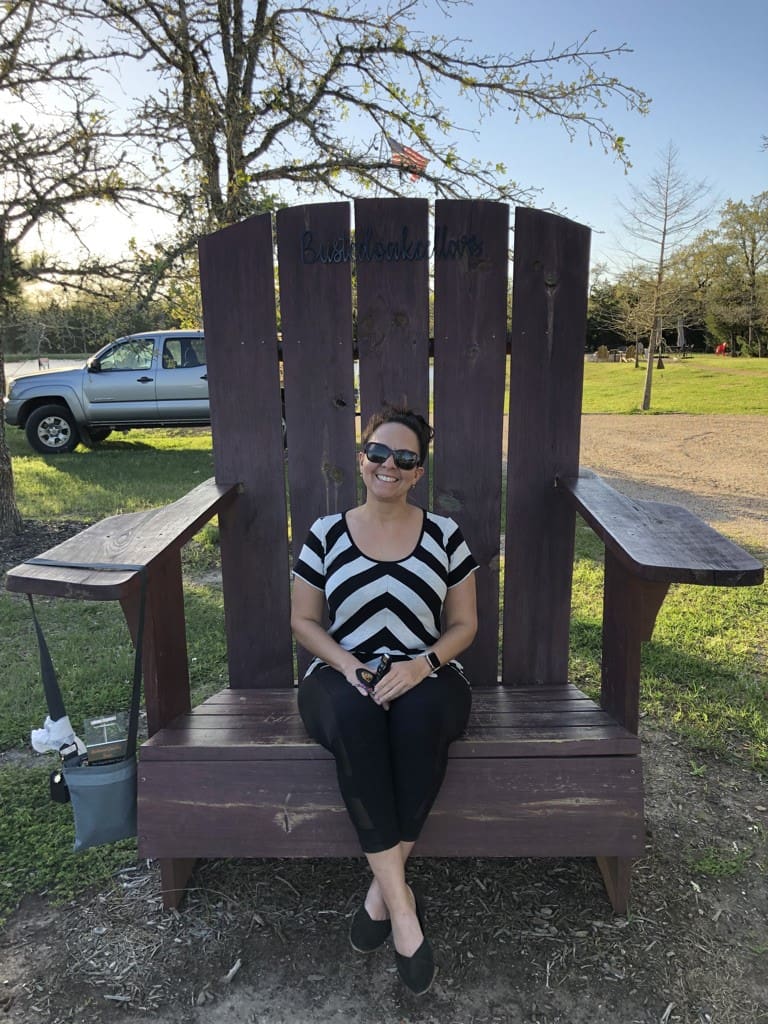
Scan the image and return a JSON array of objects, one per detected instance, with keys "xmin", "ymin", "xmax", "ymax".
[
  {"xmin": 15, "ymin": 0, "xmax": 768, "ymax": 271},
  {"xmin": 416, "ymin": 0, "xmax": 767, "ymax": 266}
]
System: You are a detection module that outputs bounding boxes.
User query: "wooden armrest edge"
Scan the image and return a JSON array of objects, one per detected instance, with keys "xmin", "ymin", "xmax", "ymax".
[
  {"xmin": 5, "ymin": 477, "xmax": 240, "ymax": 599},
  {"xmin": 558, "ymin": 470, "xmax": 763, "ymax": 586}
]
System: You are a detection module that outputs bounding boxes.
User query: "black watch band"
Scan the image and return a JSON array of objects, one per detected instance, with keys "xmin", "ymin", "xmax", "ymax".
[{"xmin": 424, "ymin": 650, "xmax": 441, "ymax": 671}]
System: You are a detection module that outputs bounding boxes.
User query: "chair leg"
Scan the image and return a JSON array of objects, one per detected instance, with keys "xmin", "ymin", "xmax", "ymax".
[
  {"xmin": 596, "ymin": 856, "xmax": 632, "ymax": 915},
  {"xmin": 159, "ymin": 857, "xmax": 197, "ymax": 909}
]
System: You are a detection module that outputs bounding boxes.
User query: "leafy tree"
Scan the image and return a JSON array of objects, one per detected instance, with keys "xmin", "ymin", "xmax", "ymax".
[
  {"xmin": 96, "ymin": 0, "xmax": 650, "ymax": 235},
  {"xmin": 667, "ymin": 193, "xmax": 768, "ymax": 356},
  {"xmin": 663, "ymin": 232, "xmax": 720, "ymax": 350},
  {"xmin": 618, "ymin": 142, "xmax": 712, "ymax": 408},
  {"xmin": 587, "ymin": 269, "xmax": 626, "ymax": 352},
  {"xmin": 709, "ymin": 194, "xmax": 768, "ymax": 356},
  {"xmin": 0, "ymin": 0, "xmax": 153, "ymax": 535},
  {"xmin": 5, "ymin": 287, "xmax": 175, "ymax": 357}
]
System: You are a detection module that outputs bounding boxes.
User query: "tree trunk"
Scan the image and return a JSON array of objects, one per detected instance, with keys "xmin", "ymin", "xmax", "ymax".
[
  {"xmin": 0, "ymin": 351, "xmax": 23, "ymax": 537},
  {"xmin": 641, "ymin": 318, "xmax": 661, "ymax": 410},
  {"xmin": 0, "ymin": 230, "xmax": 24, "ymax": 536}
]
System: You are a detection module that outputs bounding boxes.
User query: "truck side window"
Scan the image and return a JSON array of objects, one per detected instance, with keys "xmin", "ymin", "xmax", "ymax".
[
  {"xmin": 100, "ymin": 339, "xmax": 155, "ymax": 371},
  {"xmin": 181, "ymin": 339, "xmax": 205, "ymax": 367},
  {"xmin": 162, "ymin": 340, "xmax": 181, "ymax": 369}
]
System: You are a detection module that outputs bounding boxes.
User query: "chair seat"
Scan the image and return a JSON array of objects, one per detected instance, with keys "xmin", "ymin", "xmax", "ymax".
[
  {"xmin": 137, "ymin": 685, "xmax": 644, "ymax": 861},
  {"xmin": 140, "ymin": 683, "xmax": 640, "ymax": 761}
]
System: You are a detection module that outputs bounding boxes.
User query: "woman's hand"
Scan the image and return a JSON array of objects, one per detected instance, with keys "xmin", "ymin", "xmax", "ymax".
[
  {"xmin": 371, "ymin": 656, "xmax": 431, "ymax": 706},
  {"xmin": 342, "ymin": 662, "xmax": 378, "ymax": 698}
]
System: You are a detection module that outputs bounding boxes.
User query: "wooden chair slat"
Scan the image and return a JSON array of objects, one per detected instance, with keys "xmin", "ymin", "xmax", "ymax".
[
  {"xmin": 141, "ymin": 718, "xmax": 640, "ymax": 760},
  {"xmin": 199, "ymin": 214, "xmax": 293, "ymax": 687},
  {"xmin": 433, "ymin": 199, "xmax": 509, "ymax": 684},
  {"xmin": 277, "ymin": 202, "xmax": 359, "ymax": 677},
  {"xmin": 186, "ymin": 700, "xmax": 601, "ymax": 722},
  {"xmin": 164, "ymin": 710, "xmax": 612, "ymax": 732},
  {"xmin": 502, "ymin": 208, "xmax": 591, "ymax": 685},
  {"xmin": 355, "ymin": 198, "xmax": 431, "ymax": 499},
  {"xmin": 196, "ymin": 682, "xmax": 596, "ymax": 706}
]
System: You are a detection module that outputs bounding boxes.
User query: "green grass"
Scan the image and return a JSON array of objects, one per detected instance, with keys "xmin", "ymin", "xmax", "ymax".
[
  {"xmin": 1, "ymin": 427, "xmax": 223, "ymax": 922},
  {"xmin": 6, "ymin": 427, "xmax": 213, "ymax": 521},
  {"xmin": 569, "ymin": 523, "xmax": 768, "ymax": 770},
  {"xmin": 688, "ymin": 844, "xmax": 754, "ymax": 878},
  {"xmin": 0, "ymin": 765, "xmax": 137, "ymax": 908},
  {"xmin": 0, "ymin": 583, "xmax": 227, "ymax": 752},
  {"xmin": 582, "ymin": 355, "xmax": 768, "ymax": 415}
]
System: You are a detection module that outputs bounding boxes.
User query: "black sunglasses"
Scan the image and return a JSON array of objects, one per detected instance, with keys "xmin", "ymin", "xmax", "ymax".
[{"xmin": 363, "ymin": 441, "xmax": 421, "ymax": 471}]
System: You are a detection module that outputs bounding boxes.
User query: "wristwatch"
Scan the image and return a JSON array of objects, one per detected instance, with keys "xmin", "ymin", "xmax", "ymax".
[{"xmin": 423, "ymin": 650, "xmax": 441, "ymax": 671}]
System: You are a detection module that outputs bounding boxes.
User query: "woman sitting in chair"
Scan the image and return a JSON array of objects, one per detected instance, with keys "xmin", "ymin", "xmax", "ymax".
[{"xmin": 291, "ymin": 405, "xmax": 478, "ymax": 995}]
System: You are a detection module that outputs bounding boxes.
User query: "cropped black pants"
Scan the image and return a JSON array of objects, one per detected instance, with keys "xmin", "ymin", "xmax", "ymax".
[{"xmin": 298, "ymin": 663, "xmax": 472, "ymax": 854}]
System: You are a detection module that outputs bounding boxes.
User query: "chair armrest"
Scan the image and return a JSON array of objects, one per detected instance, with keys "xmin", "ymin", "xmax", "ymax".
[
  {"xmin": 5, "ymin": 477, "xmax": 239, "ymax": 600},
  {"xmin": 561, "ymin": 469, "xmax": 763, "ymax": 736},
  {"xmin": 558, "ymin": 469, "xmax": 763, "ymax": 587}
]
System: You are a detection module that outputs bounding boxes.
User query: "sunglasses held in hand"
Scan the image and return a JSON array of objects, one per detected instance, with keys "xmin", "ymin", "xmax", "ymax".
[
  {"xmin": 356, "ymin": 654, "xmax": 392, "ymax": 693},
  {"xmin": 363, "ymin": 442, "xmax": 420, "ymax": 471}
]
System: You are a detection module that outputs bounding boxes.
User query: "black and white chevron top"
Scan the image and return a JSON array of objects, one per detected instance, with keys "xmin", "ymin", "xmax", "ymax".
[{"xmin": 293, "ymin": 510, "xmax": 478, "ymax": 673}]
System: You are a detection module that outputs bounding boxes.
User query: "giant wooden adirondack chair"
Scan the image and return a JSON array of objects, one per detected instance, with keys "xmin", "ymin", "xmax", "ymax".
[{"xmin": 7, "ymin": 201, "xmax": 763, "ymax": 915}]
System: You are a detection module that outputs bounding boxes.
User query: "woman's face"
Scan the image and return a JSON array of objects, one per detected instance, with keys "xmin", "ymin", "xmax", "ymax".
[{"xmin": 359, "ymin": 421, "xmax": 424, "ymax": 502}]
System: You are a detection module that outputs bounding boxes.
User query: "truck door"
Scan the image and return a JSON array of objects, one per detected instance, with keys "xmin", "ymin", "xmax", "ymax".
[
  {"xmin": 154, "ymin": 336, "xmax": 209, "ymax": 422},
  {"xmin": 83, "ymin": 337, "xmax": 158, "ymax": 422}
]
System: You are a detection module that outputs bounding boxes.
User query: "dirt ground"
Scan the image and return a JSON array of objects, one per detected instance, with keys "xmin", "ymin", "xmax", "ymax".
[
  {"xmin": 1, "ymin": 414, "xmax": 766, "ymax": 1024},
  {"xmin": 579, "ymin": 414, "xmax": 768, "ymax": 553}
]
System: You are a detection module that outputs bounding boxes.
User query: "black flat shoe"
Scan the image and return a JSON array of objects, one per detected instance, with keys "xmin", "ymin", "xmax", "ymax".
[
  {"xmin": 349, "ymin": 901, "xmax": 391, "ymax": 953},
  {"xmin": 395, "ymin": 936, "xmax": 436, "ymax": 995}
]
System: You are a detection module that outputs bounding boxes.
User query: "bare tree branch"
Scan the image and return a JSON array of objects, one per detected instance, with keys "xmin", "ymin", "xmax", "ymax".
[{"xmin": 94, "ymin": 0, "xmax": 650, "ymax": 229}]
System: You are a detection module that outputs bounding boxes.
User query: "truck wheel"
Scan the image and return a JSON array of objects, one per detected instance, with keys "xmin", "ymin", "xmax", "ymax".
[
  {"xmin": 79, "ymin": 426, "xmax": 113, "ymax": 448},
  {"xmin": 25, "ymin": 404, "xmax": 81, "ymax": 454}
]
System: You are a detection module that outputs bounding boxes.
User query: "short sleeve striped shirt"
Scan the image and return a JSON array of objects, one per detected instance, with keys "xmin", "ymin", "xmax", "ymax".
[{"xmin": 293, "ymin": 510, "xmax": 478, "ymax": 667}]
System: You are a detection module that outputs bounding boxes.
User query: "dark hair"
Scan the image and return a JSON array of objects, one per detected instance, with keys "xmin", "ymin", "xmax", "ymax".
[{"xmin": 362, "ymin": 404, "xmax": 434, "ymax": 466}]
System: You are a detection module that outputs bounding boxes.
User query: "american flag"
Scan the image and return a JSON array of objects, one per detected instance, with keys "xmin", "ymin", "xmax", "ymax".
[{"xmin": 386, "ymin": 135, "xmax": 429, "ymax": 181}]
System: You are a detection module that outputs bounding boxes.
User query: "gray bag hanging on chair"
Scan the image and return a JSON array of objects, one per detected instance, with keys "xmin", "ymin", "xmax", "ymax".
[
  {"xmin": 64, "ymin": 757, "xmax": 139, "ymax": 851},
  {"xmin": 27, "ymin": 561, "xmax": 147, "ymax": 852}
]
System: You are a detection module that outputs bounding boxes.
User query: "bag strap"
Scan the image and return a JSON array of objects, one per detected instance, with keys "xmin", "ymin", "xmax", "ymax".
[{"xmin": 26, "ymin": 561, "xmax": 148, "ymax": 761}]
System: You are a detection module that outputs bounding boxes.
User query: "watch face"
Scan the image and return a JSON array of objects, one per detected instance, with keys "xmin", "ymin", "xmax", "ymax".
[{"xmin": 426, "ymin": 651, "xmax": 440, "ymax": 670}]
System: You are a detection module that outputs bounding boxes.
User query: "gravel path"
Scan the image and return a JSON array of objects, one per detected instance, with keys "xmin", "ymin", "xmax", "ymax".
[{"xmin": 579, "ymin": 414, "xmax": 767, "ymax": 552}]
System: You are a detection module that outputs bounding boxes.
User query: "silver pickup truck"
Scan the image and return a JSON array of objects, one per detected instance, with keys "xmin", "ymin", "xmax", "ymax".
[{"xmin": 4, "ymin": 331, "xmax": 209, "ymax": 454}]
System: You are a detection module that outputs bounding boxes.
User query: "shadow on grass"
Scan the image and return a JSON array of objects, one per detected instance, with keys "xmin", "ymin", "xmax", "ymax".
[{"xmin": 84, "ymin": 438, "xmax": 156, "ymax": 451}]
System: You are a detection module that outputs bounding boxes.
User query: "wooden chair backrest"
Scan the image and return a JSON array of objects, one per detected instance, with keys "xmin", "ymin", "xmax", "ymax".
[{"xmin": 198, "ymin": 200, "xmax": 590, "ymax": 689}]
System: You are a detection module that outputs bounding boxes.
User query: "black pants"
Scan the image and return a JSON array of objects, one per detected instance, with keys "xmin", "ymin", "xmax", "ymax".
[{"xmin": 298, "ymin": 664, "xmax": 472, "ymax": 854}]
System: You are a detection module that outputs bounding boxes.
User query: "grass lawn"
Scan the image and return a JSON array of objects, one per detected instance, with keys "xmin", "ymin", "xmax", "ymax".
[
  {"xmin": 582, "ymin": 353, "xmax": 768, "ymax": 414},
  {"xmin": 5, "ymin": 427, "xmax": 214, "ymax": 521},
  {"xmin": 0, "ymin": 357, "xmax": 766, "ymax": 922}
]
